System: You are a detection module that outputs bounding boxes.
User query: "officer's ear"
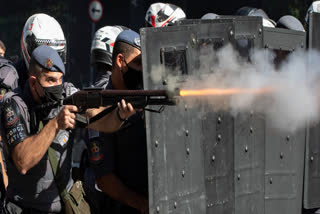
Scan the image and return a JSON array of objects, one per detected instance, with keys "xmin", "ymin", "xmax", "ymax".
[
  {"xmin": 116, "ymin": 53, "xmax": 124, "ymax": 70},
  {"xmin": 29, "ymin": 76, "xmax": 37, "ymax": 90}
]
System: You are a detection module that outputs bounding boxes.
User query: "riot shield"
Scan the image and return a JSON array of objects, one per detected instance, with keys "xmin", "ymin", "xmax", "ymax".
[
  {"xmin": 219, "ymin": 16, "xmax": 264, "ymax": 57},
  {"xmin": 176, "ymin": 16, "xmax": 266, "ymax": 214},
  {"xmin": 141, "ymin": 17, "xmax": 307, "ymax": 214},
  {"xmin": 304, "ymin": 12, "xmax": 320, "ymax": 209},
  {"xmin": 141, "ymin": 21, "xmax": 236, "ymax": 214},
  {"xmin": 176, "ymin": 16, "xmax": 264, "ymax": 57},
  {"xmin": 307, "ymin": 12, "xmax": 320, "ymax": 51},
  {"xmin": 263, "ymin": 27, "xmax": 307, "ymax": 214},
  {"xmin": 263, "ymin": 27, "xmax": 306, "ymax": 51},
  {"xmin": 223, "ymin": 16, "xmax": 266, "ymax": 214}
]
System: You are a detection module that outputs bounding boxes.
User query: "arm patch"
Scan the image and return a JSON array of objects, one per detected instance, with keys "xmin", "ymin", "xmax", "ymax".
[
  {"xmin": 87, "ymin": 132, "xmax": 116, "ymax": 178},
  {"xmin": 1, "ymin": 98, "xmax": 28, "ymax": 152}
]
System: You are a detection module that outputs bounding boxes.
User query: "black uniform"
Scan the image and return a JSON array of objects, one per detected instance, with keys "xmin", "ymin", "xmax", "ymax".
[{"xmin": 86, "ymin": 71, "xmax": 148, "ymax": 214}]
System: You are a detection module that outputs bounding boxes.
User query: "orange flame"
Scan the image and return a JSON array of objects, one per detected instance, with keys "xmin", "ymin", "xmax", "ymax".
[{"xmin": 179, "ymin": 87, "xmax": 274, "ymax": 97}]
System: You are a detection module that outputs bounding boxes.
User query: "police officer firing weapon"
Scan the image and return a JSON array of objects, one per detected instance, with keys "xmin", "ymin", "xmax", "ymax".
[
  {"xmin": 83, "ymin": 25, "xmax": 127, "ymax": 213},
  {"xmin": 0, "ymin": 45, "xmax": 135, "ymax": 214}
]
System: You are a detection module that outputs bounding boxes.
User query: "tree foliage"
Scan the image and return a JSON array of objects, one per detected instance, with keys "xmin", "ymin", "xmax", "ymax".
[{"xmin": 289, "ymin": 0, "xmax": 314, "ymax": 23}]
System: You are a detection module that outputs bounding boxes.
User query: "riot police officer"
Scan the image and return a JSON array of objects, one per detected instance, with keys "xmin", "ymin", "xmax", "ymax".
[
  {"xmin": 84, "ymin": 25, "xmax": 127, "ymax": 213},
  {"xmin": 0, "ymin": 45, "xmax": 135, "ymax": 213},
  {"xmin": 87, "ymin": 30, "xmax": 148, "ymax": 214},
  {"xmin": 145, "ymin": 2, "xmax": 186, "ymax": 27}
]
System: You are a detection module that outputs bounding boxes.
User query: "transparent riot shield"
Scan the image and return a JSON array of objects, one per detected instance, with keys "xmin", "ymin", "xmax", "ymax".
[
  {"xmin": 140, "ymin": 21, "xmax": 236, "ymax": 214},
  {"xmin": 304, "ymin": 12, "xmax": 320, "ymax": 209},
  {"xmin": 263, "ymin": 27, "xmax": 307, "ymax": 214}
]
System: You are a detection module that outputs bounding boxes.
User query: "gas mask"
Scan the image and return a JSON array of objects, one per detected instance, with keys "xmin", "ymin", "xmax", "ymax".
[{"xmin": 122, "ymin": 58, "xmax": 143, "ymax": 90}]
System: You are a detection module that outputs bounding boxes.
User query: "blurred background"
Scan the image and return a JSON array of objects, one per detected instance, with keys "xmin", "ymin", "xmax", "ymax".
[{"xmin": 0, "ymin": 0, "xmax": 312, "ymax": 88}]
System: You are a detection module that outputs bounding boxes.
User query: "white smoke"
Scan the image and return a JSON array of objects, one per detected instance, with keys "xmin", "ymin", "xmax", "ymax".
[{"xmin": 150, "ymin": 44, "xmax": 320, "ymax": 132}]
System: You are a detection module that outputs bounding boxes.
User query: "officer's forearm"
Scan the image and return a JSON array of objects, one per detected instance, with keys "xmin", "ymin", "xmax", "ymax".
[
  {"xmin": 11, "ymin": 118, "xmax": 59, "ymax": 174},
  {"xmin": 0, "ymin": 151, "xmax": 8, "ymax": 189},
  {"xmin": 87, "ymin": 108, "xmax": 123, "ymax": 133},
  {"xmin": 96, "ymin": 173, "xmax": 147, "ymax": 210}
]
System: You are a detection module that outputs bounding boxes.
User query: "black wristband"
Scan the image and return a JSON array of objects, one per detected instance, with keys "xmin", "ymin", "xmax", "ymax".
[{"xmin": 116, "ymin": 107, "xmax": 127, "ymax": 122}]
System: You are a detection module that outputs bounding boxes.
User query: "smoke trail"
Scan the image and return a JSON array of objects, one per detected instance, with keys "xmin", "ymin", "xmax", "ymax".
[{"xmin": 149, "ymin": 44, "xmax": 320, "ymax": 132}]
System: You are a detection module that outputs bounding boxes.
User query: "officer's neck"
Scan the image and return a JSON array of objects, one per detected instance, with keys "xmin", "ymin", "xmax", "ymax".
[{"xmin": 111, "ymin": 67, "xmax": 127, "ymax": 90}]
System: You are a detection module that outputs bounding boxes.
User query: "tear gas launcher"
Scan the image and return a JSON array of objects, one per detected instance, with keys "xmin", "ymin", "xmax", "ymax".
[
  {"xmin": 63, "ymin": 88, "xmax": 179, "ymax": 110},
  {"xmin": 61, "ymin": 88, "xmax": 180, "ymax": 126}
]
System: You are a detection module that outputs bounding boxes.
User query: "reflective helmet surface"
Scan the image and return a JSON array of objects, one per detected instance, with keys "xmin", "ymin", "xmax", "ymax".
[
  {"xmin": 305, "ymin": 1, "xmax": 320, "ymax": 24},
  {"xmin": 235, "ymin": 6, "xmax": 276, "ymax": 27},
  {"xmin": 145, "ymin": 3, "xmax": 186, "ymax": 27},
  {"xmin": 91, "ymin": 25, "xmax": 128, "ymax": 66},
  {"xmin": 21, "ymin": 13, "xmax": 66, "ymax": 69},
  {"xmin": 277, "ymin": 15, "xmax": 305, "ymax": 32},
  {"xmin": 201, "ymin": 13, "xmax": 219, "ymax": 20}
]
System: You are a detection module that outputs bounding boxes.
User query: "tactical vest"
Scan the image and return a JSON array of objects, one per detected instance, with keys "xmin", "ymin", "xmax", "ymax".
[{"xmin": 3, "ymin": 83, "xmax": 77, "ymax": 212}]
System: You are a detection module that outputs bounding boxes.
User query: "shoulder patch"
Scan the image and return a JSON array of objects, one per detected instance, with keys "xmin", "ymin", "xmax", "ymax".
[
  {"xmin": 1, "ymin": 97, "xmax": 29, "ymax": 151},
  {"xmin": 90, "ymin": 142, "xmax": 103, "ymax": 162},
  {"xmin": 89, "ymin": 141, "xmax": 103, "ymax": 163},
  {"xmin": 4, "ymin": 105, "xmax": 18, "ymax": 127}
]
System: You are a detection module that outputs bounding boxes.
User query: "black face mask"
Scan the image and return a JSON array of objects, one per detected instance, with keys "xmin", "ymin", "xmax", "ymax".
[
  {"xmin": 36, "ymin": 79, "xmax": 64, "ymax": 103},
  {"xmin": 123, "ymin": 59, "xmax": 143, "ymax": 90}
]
